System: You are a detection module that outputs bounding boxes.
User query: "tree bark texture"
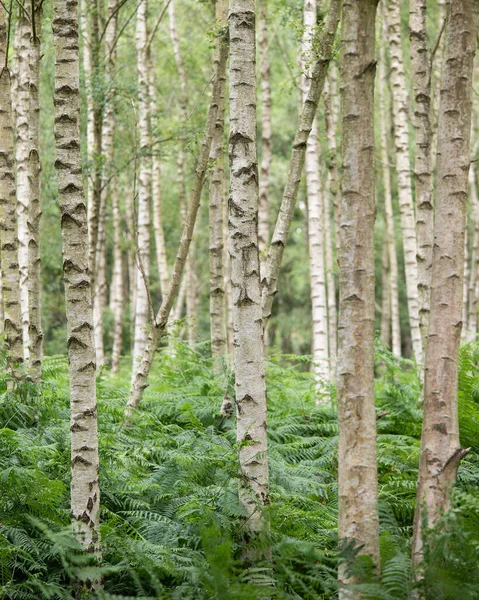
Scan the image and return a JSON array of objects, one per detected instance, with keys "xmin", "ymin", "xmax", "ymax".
[
  {"xmin": 412, "ymin": 0, "xmax": 478, "ymax": 568},
  {"xmin": 337, "ymin": 0, "xmax": 380, "ymax": 590},
  {"xmin": 52, "ymin": 0, "xmax": 101, "ymax": 568}
]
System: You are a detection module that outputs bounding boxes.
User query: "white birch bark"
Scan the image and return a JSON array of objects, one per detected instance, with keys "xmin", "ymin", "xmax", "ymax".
[
  {"xmin": 260, "ymin": 0, "xmax": 341, "ymax": 327},
  {"xmin": 228, "ymin": 0, "xmax": 269, "ymax": 534},
  {"xmin": 258, "ymin": 0, "xmax": 271, "ymax": 256},
  {"xmin": 132, "ymin": 0, "xmax": 152, "ymax": 376},
  {"xmin": 467, "ymin": 164, "xmax": 479, "ymax": 341},
  {"xmin": 380, "ymin": 242, "xmax": 391, "ymax": 348},
  {"xmin": 302, "ymin": 0, "xmax": 329, "ymax": 384},
  {"xmin": 410, "ymin": 0, "xmax": 433, "ymax": 348},
  {"xmin": 378, "ymin": 39, "xmax": 401, "ymax": 356},
  {"xmin": 52, "ymin": 0, "xmax": 101, "ymax": 573},
  {"xmin": 338, "ymin": 0, "xmax": 380, "ymax": 591},
  {"xmin": 13, "ymin": 14, "xmax": 31, "ymax": 361},
  {"xmin": 209, "ymin": 0, "xmax": 228, "ymax": 363},
  {"xmin": 384, "ymin": 0, "xmax": 422, "ymax": 365},
  {"xmin": 0, "ymin": 9, "xmax": 24, "ymax": 380},
  {"xmin": 111, "ymin": 185, "xmax": 124, "ymax": 373},
  {"xmin": 412, "ymin": 0, "xmax": 478, "ymax": 568}
]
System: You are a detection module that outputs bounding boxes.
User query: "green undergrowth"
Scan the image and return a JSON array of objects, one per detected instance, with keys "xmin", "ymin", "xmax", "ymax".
[{"xmin": 1, "ymin": 339, "xmax": 479, "ymax": 598}]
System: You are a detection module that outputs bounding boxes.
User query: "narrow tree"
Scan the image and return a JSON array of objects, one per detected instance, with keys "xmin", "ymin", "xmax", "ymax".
[
  {"xmin": 52, "ymin": 0, "xmax": 100, "ymax": 569},
  {"xmin": 337, "ymin": 0, "xmax": 380, "ymax": 592},
  {"xmin": 0, "ymin": 7, "xmax": 23, "ymax": 380},
  {"xmin": 412, "ymin": 0, "xmax": 478, "ymax": 567},
  {"xmin": 132, "ymin": 0, "xmax": 152, "ymax": 375},
  {"xmin": 302, "ymin": 0, "xmax": 329, "ymax": 384},
  {"xmin": 209, "ymin": 0, "xmax": 228, "ymax": 364},
  {"xmin": 385, "ymin": 0, "xmax": 422, "ymax": 365}
]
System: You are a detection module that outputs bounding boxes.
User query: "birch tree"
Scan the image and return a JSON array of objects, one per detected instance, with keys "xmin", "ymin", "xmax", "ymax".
[
  {"xmin": 209, "ymin": 0, "xmax": 228, "ymax": 363},
  {"xmin": 0, "ymin": 7, "xmax": 23, "ymax": 380},
  {"xmin": 52, "ymin": 0, "xmax": 101, "ymax": 573},
  {"xmin": 337, "ymin": 0, "xmax": 380, "ymax": 591},
  {"xmin": 301, "ymin": 0, "xmax": 329, "ymax": 384},
  {"xmin": 412, "ymin": 0, "xmax": 478, "ymax": 568},
  {"xmin": 132, "ymin": 0, "xmax": 152, "ymax": 375},
  {"xmin": 384, "ymin": 0, "xmax": 422, "ymax": 365}
]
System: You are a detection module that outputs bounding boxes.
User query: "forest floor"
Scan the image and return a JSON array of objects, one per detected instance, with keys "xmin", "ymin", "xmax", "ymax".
[{"xmin": 1, "ymin": 339, "xmax": 479, "ymax": 599}]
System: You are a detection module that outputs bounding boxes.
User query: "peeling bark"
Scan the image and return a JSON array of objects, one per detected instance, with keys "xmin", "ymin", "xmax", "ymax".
[
  {"xmin": 412, "ymin": 0, "xmax": 478, "ymax": 569},
  {"xmin": 52, "ymin": 0, "xmax": 101, "ymax": 575},
  {"xmin": 337, "ymin": 0, "xmax": 380, "ymax": 591}
]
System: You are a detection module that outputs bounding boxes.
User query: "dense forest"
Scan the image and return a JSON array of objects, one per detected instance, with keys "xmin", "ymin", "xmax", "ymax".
[{"xmin": 1, "ymin": 0, "xmax": 479, "ymax": 598}]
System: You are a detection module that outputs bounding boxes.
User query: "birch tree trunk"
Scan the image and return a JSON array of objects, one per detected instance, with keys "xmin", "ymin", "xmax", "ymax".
[
  {"xmin": 132, "ymin": 0, "xmax": 152, "ymax": 376},
  {"xmin": 258, "ymin": 0, "xmax": 271, "ymax": 256},
  {"xmin": 13, "ymin": 13, "xmax": 31, "ymax": 361},
  {"xmin": 380, "ymin": 243, "xmax": 392, "ymax": 349},
  {"xmin": 209, "ymin": 0, "xmax": 228, "ymax": 364},
  {"xmin": 378, "ymin": 40, "xmax": 401, "ymax": 356},
  {"xmin": 127, "ymin": 23, "xmax": 228, "ymax": 413},
  {"xmin": 302, "ymin": 0, "xmax": 329, "ymax": 384},
  {"xmin": 412, "ymin": 0, "xmax": 478, "ymax": 569},
  {"xmin": 467, "ymin": 164, "xmax": 479, "ymax": 341},
  {"xmin": 52, "ymin": 0, "xmax": 101, "ymax": 571},
  {"xmin": 0, "ymin": 9, "xmax": 24, "ymax": 380},
  {"xmin": 385, "ymin": 0, "xmax": 422, "ymax": 365},
  {"xmin": 260, "ymin": 0, "xmax": 341, "ymax": 328},
  {"xmin": 337, "ymin": 0, "xmax": 380, "ymax": 591},
  {"xmin": 323, "ymin": 78, "xmax": 338, "ymax": 366},
  {"xmin": 228, "ymin": 0, "xmax": 269, "ymax": 536},
  {"xmin": 27, "ymin": 4, "xmax": 44, "ymax": 381},
  {"xmin": 111, "ymin": 186, "xmax": 123, "ymax": 374},
  {"xmin": 410, "ymin": 0, "xmax": 433, "ymax": 349}
]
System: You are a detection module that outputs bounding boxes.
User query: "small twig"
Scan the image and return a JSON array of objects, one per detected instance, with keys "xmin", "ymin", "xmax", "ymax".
[
  {"xmin": 146, "ymin": 0, "xmax": 172, "ymax": 53},
  {"xmin": 430, "ymin": 11, "xmax": 447, "ymax": 67},
  {"xmin": 98, "ymin": 0, "xmax": 130, "ymax": 45}
]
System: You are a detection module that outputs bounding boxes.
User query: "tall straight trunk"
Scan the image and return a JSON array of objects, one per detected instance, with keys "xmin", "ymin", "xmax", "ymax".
[
  {"xmin": 378, "ymin": 39, "xmax": 401, "ymax": 356},
  {"xmin": 132, "ymin": 0, "xmax": 152, "ymax": 376},
  {"xmin": 209, "ymin": 0, "xmax": 228, "ymax": 364},
  {"xmin": 385, "ymin": 0, "xmax": 422, "ymax": 365},
  {"xmin": 302, "ymin": 0, "xmax": 329, "ymax": 384},
  {"xmin": 0, "ymin": 9, "xmax": 23, "ymax": 380},
  {"xmin": 224, "ymin": 196, "xmax": 234, "ymax": 356},
  {"xmin": 467, "ymin": 164, "xmax": 479, "ymax": 341},
  {"xmin": 27, "ymin": 4, "xmax": 44, "ymax": 381},
  {"xmin": 125, "ymin": 183, "xmax": 137, "ymax": 333},
  {"xmin": 412, "ymin": 0, "xmax": 478, "ymax": 568},
  {"xmin": 186, "ymin": 251, "xmax": 198, "ymax": 344},
  {"xmin": 260, "ymin": 0, "xmax": 342, "ymax": 328},
  {"xmin": 431, "ymin": 0, "xmax": 447, "ymax": 158},
  {"xmin": 148, "ymin": 55, "xmax": 169, "ymax": 298},
  {"xmin": 323, "ymin": 78, "xmax": 338, "ymax": 366},
  {"xmin": 337, "ymin": 0, "xmax": 380, "ymax": 591},
  {"xmin": 52, "ymin": 0, "xmax": 101, "ymax": 571},
  {"xmin": 461, "ymin": 227, "xmax": 470, "ymax": 342},
  {"xmin": 111, "ymin": 186, "xmax": 123, "ymax": 373},
  {"xmin": 258, "ymin": 0, "xmax": 271, "ymax": 256},
  {"xmin": 229, "ymin": 0, "xmax": 269, "ymax": 534},
  {"xmin": 410, "ymin": 0, "xmax": 433, "ymax": 349},
  {"xmin": 0, "ymin": 271, "xmax": 3, "ymax": 336},
  {"xmin": 127, "ymin": 22, "xmax": 229, "ymax": 413},
  {"xmin": 13, "ymin": 13, "xmax": 31, "ymax": 360},
  {"xmin": 380, "ymin": 243, "xmax": 392, "ymax": 349},
  {"xmin": 326, "ymin": 64, "xmax": 341, "ymax": 257}
]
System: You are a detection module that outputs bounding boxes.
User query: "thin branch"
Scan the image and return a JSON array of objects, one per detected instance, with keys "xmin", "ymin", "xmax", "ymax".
[
  {"xmin": 146, "ymin": 0, "xmax": 172, "ymax": 53},
  {"xmin": 99, "ymin": 0, "xmax": 130, "ymax": 44}
]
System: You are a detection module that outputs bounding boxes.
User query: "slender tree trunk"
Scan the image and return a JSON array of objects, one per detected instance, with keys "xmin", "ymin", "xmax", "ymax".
[
  {"xmin": 0, "ymin": 9, "xmax": 24, "ymax": 380},
  {"xmin": 258, "ymin": 0, "xmax": 271, "ymax": 256},
  {"xmin": 127, "ymin": 24, "xmax": 228, "ymax": 413},
  {"xmin": 27, "ymin": 4, "xmax": 44, "ymax": 381},
  {"xmin": 125, "ymin": 183, "xmax": 137, "ymax": 334},
  {"xmin": 323, "ymin": 78, "xmax": 338, "ymax": 366},
  {"xmin": 410, "ymin": 0, "xmax": 433, "ymax": 349},
  {"xmin": 462, "ymin": 226, "xmax": 470, "ymax": 342},
  {"xmin": 224, "ymin": 197, "xmax": 234, "ymax": 356},
  {"xmin": 111, "ymin": 186, "xmax": 124, "ymax": 373},
  {"xmin": 148, "ymin": 55, "xmax": 169, "ymax": 298},
  {"xmin": 13, "ymin": 13, "xmax": 31, "ymax": 361},
  {"xmin": 412, "ymin": 0, "xmax": 478, "ymax": 569},
  {"xmin": 228, "ymin": 0, "xmax": 269, "ymax": 536},
  {"xmin": 0, "ymin": 270, "xmax": 3, "ymax": 336},
  {"xmin": 380, "ymin": 243, "xmax": 392, "ymax": 349},
  {"xmin": 385, "ymin": 0, "xmax": 422, "ymax": 365},
  {"xmin": 378, "ymin": 40, "xmax": 401, "ymax": 356},
  {"xmin": 431, "ymin": 0, "xmax": 447, "ymax": 158},
  {"xmin": 260, "ymin": 0, "xmax": 342, "ymax": 327},
  {"xmin": 337, "ymin": 0, "xmax": 380, "ymax": 592},
  {"xmin": 302, "ymin": 0, "xmax": 329, "ymax": 384},
  {"xmin": 52, "ymin": 0, "xmax": 101, "ymax": 573},
  {"xmin": 209, "ymin": 0, "xmax": 228, "ymax": 364},
  {"xmin": 186, "ymin": 251, "xmax": 198, "ymax": 344},
  {"xmin": 132, "ymin": 0, "xmax": 152, "ymax": 376},
  {"xmin": 326, "ymin": 64, "xmax": 341, "ymax": 257}
]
